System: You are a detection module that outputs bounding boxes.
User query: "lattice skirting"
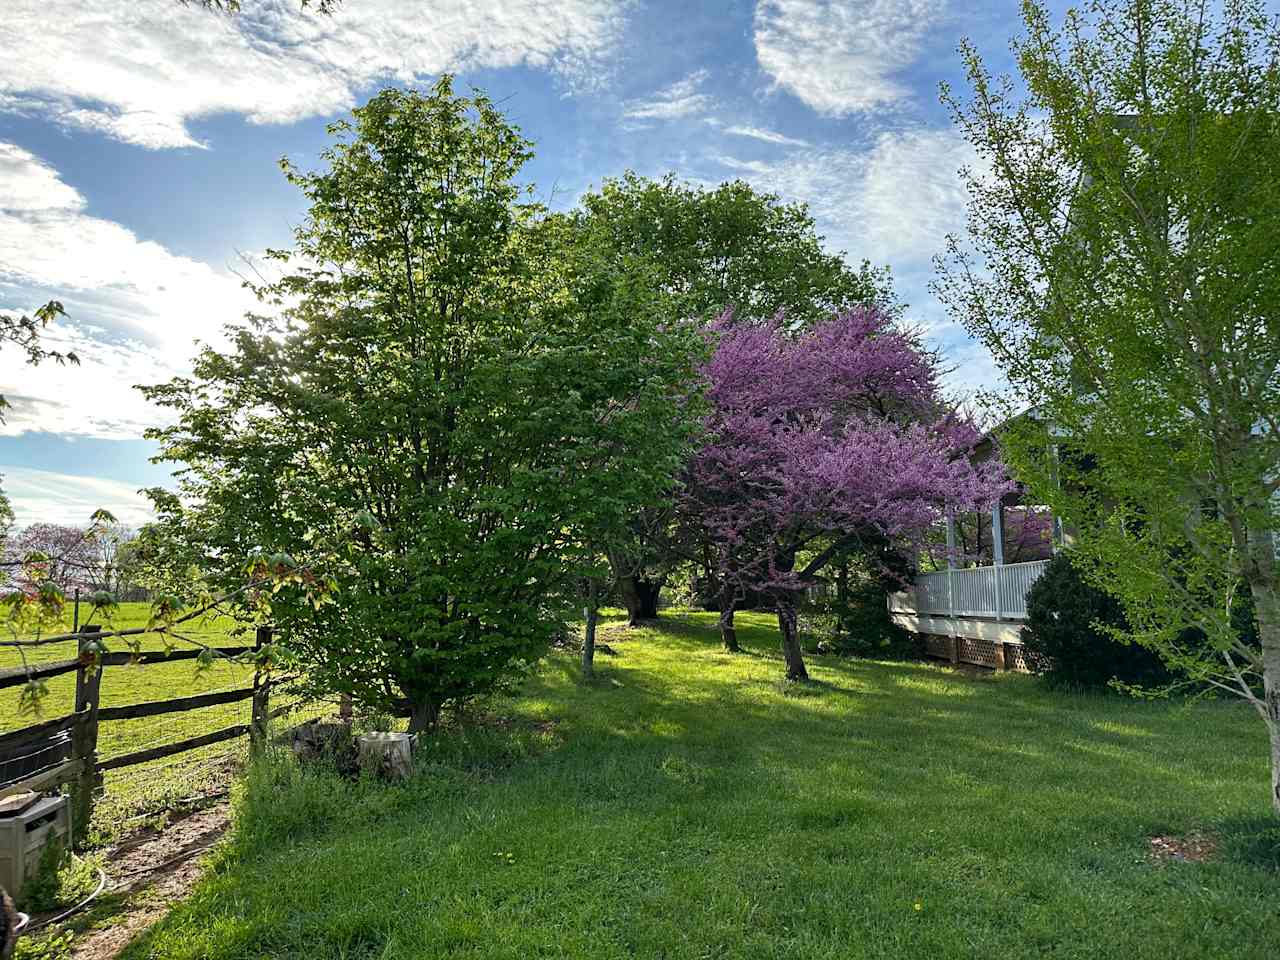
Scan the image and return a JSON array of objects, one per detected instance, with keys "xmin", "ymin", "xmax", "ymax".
[
  {"xmin": 923, "ymin": 634, "xmax": 952, "ymax": 659},
  {"xmin": 918, "ymin": 633, "xmax": 1035, "ymax": 673},
  {"xmin": 957, "ymin": 636, "xmax": 1000, "ymax": 668}
]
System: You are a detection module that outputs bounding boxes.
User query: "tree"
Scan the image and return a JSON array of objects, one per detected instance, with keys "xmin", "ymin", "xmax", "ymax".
[
  {"xmin": 7, "ymin": 524, "xmax": 97, "ymax": 592},
  {"xmin": 682, "ymin": 309, "xmax": 1009, "ymax": 676},
  {"xmin": 143, "ymin": 78, "xmax": 703, "ymax": 730},
  {"xmin": 3, "ymin": 519, "xmax": 138, "ymax": 599},
  {"xmin": 575, "ymin": 173, "xmax": 897, "ymax": 624},
  {"xmin": 578, "ymin": 172, "xmax": 895, "ymax": 329},
  {"xmin": 937, "ymin": 0, "xmax": 1280, "ymax": 811}
]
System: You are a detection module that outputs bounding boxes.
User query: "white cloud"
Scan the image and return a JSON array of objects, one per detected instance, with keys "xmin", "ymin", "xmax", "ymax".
[
  {"xmin": 0, "ymin": 142, "xmax": 259, "ymax": 438},
  {"xmin": 754, "ymin": 0, "xmax": 944, "ymax": 115},
  {"xmin": 0, "ymin": 0, "xmax": 628, "ymax": 149},
  {"xmin": 723, "ymin": 124, "xmax": 811, "ymax": 147},
  {"xmin": 713, "ymin": 127, "xmax": 998, "ymax": 398},
  {"xmin": 714, "ymin": 127, "xmax": 979, "ymax": 269},
  {"xmin": 623, "ymin": 70, "xmax": 713, "ymax": 121},
  {"xmin": 0, "ymin": 465, "xmax": 154, "ymax": 528}
]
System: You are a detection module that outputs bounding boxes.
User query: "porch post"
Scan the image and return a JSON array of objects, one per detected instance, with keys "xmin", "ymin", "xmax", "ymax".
[
  {"xmin": 1051, "ymin": 514, "xmax": 1065, "ymax": 554},
  {"xmin": 1049, "ymin": 439, "xmax": 1065, "ymax": 554},
  {"xmin": 991, "ymin": 502, "xmax": 1004, "ymax": 620},
  {"xmin": 945, "ymin": 511, "xmax": 957, "ymax": 615}
]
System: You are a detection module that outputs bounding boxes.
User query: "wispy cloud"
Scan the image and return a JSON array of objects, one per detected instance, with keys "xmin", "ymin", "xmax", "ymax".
[
  {"xmin": 0, "ymin": 0, "xmax": 629, "ymax": 149},
  {"xmin": 0, "ymin": 142, "xmax": 258, "ymax": 438},
  {"xmin": 0, "ymin": 465, "xmax": 154, "ymax": 527},
  {"xmin": 723, "ymin": 124, "xmax": 811, "ymax": 147},
  {"xmin": 753, "ymin": 0, "xmax": 944, "ymax": 115},
  {"xmin": 713, "ymin": 126, "xmax": 995, "ymax": 398},
  {"xmin": 623, "ymin": 69, "xmax": 714, "ymax": 121},
  {"xmin": 715, "ymin": 127, "xmax": 978, "ymax": 269}
]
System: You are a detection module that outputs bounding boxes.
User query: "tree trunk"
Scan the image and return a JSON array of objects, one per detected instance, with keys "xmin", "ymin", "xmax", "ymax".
[
  {"xmin": 582, "ymin": 579, "xmax": 599, "ymax": 680},
  {"xmin": 406, "ymin": 697, "xmax": 440, "ymax": 736},
  {"xmin": 1246, "ymin": 531, "xmax": 1280, "ymax": 814},
  {"xmin": 619, "ymin": 575, "xmax": 663, "ymax": 626},
  {"xmin": 1270, "ymin": 707, "xmax": 1280, "ymax": 817},
  {"xmin": 637, "ymin": 578, "xmax": 662, "ymax": 619},
  {"xmin": 776, "ymin": 597, "xmax": 809, "ymax": 682},
  {"xmin": 719, "ymin": 599, "xmax": 740, "ymax": 653}
]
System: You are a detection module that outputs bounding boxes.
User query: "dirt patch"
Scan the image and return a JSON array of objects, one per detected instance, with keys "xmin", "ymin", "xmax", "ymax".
[
  {"xmin": 1148, "ymin": 833, "xmax": 1218, "ymax": 864},
  {"xmin": 30, "ymin": 803, "xmax": 232, "ymax": 960}
]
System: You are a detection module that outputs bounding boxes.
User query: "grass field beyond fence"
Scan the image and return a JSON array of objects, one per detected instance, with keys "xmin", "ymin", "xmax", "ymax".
[
  {"xmin": 124, "ymin": 609, "xmax": 1279, "ymax": 960},
  {"xmin": 0, "ymin": 603, "xmax": 315, "ymax": 833}
]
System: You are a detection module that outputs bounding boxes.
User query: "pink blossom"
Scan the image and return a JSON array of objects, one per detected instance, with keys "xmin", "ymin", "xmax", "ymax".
[{"xmin": 683, "ymin": 307, "xmax": 1013, "ymax": 602}]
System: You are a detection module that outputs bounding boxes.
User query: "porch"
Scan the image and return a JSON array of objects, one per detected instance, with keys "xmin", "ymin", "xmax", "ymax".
[
  {"xmin": 885, "ymin": 491, "xmax": 1054, "ymax": 670},
  {"xmin": 888, "ymin": 559, "xmax": 1050, "ymax": 671}
]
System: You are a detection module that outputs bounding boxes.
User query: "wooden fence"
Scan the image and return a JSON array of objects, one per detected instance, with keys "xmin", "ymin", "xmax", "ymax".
[{"xmin": 0, "ymin": 625, "xmax": 285, "ymax": 842}]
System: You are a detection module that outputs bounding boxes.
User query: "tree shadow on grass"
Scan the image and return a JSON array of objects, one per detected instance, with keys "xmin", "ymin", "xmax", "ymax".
[
  {"xmin": 1217, "ymin": 814, "xmax": 1280, "ymax": 871},
  {"xmin": 121, "ymin": 612, "xmax": 1279, "ymax": 960}
]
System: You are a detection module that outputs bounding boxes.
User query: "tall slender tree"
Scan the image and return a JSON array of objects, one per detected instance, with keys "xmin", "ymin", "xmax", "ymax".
[{"xmin": 937, "ymin": 0, "xmax": 1280, "ymax": 811}]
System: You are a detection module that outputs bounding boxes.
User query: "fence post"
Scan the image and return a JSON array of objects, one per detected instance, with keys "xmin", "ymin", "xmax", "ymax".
[
  {"xmin": 70, "ymin": 624, "xmax": 103, "ymax": 846},
  {"xmin": 250, "ymin": 625, "xmax": 271, "ymax": 750}
]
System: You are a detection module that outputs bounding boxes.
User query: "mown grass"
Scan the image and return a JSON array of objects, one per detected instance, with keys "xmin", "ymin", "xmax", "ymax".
[
  {"xmin": 116, "ymin": 609, "xmax": 1280, "ymax": 959},
  {"xmin": 1, "ymin": 603, "xmax": 321, "ymax": 833}
]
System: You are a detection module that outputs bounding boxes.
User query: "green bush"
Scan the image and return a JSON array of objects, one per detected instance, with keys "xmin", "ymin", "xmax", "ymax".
[
  {"xmin": 800, "ymin": 576, "xmax": 916, "ymax": 659},
  {"xmin": 1020, "ymin": 553, "xmax": 1169, "ymax": 689}
]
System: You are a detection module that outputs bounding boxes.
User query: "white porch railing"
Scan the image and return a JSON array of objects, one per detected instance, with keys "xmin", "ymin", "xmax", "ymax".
[{"xmin": 887, "ymin": 559, "xmax": 1050, "ymax": 620}]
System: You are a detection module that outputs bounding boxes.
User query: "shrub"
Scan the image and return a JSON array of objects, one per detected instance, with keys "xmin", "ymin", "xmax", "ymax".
[
  {"xmin": 1020, "ymin": 553, "xmax": 1169, "ymax": 689},
  {"xmin": 800, "ymin": 576, "xmax": 916, "ymax": 659}
]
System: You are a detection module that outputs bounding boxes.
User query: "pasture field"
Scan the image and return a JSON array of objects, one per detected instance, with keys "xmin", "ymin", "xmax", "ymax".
[
  {"xmin": 1, "ymin": 603, "xmax": 319, "ymax": 834},
  {"xmin": 123, "ymin": 609, "xmax": 1279, "ymax": 960}
]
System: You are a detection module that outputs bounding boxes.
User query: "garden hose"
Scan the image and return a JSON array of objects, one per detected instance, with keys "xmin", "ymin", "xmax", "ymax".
[{"xmin": 23, "ymin": 863, "xmax": 107, "ymax": 933}]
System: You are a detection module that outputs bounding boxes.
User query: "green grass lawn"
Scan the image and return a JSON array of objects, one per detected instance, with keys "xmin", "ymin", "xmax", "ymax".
[
  {"xmin": 117, "ymin": 609, "xmax": 1279, "ymax": 960},
  {"xmin": 1, "ymin": 603, "xmax": 321, "ymax": 830}
]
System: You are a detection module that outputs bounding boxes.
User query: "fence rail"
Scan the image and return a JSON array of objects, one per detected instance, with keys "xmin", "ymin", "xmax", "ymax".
[
  {"xmin": 888, "ymin": 559, "xmax": 1050, "ymax": 620},
  {"xmin": 0, "ymin": 625, "xmax": 282, "ymax": 841}
]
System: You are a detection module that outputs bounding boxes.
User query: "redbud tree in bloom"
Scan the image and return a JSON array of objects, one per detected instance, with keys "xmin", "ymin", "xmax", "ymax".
[{"xmin": 682, "ymin": 307, "xmax": 1012, "ymax": 680}]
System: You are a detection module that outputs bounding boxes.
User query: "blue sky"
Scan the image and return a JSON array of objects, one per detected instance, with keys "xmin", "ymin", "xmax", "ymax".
[{"xmin": 0, "ymin": 0, "xmax": 1043, "ymax": 528}]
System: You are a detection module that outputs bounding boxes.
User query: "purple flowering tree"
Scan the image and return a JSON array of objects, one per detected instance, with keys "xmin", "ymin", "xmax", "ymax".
[{"xmin": 682, "ymin": 308, "xmax": 1011, "ymax": 680}]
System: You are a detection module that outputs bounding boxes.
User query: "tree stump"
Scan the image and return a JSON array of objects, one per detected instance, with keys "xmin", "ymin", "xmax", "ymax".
[
  {"xmin": 1, "ymin": 889, "xmax": 19, "ymax": 959},
  {"xmin": 357, "ymin": 732, "xmax": 413, "ymax": 780}
]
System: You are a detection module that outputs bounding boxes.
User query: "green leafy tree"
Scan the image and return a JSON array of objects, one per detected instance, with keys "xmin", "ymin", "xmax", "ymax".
[
  {"xmin": 937, "ymin": 0, "xmax": 1280, "ymax": 811},
  {"xmin": 575, "ymin": 173, "xmax": 896, "ymax": 624},
  {"xmin": 143, "ymin": 79, "xmax": 703, "ymax": 729},
  {"xmin": 578, "ymin": 172, "xmax": 894, "ymax": 330}
]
